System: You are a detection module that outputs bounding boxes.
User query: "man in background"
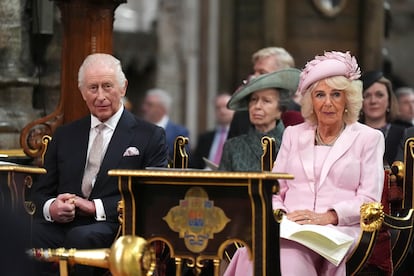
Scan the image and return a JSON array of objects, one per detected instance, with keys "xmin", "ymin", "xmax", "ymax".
[
  {"xmin": 228, "ymin": 46, "xmax": 302, "ymax": 139},
  {"xmin": 395, "ymin": 86, "xmax": 414, "ymax": 127},
  {"xmin": 141, "ymin": 88, "xmax": 190, "ymax": 160},
  {"xmin": 190, "ymin": 93, "xmax": 234, "ymax": 169}
]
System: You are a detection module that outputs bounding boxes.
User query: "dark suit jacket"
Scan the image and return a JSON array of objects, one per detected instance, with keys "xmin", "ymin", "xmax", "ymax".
[
  {"xmin": 165, "ymin": 120, "xmax": 190, "ymax": 160},
  {"xmin": 189, "ymin": 130, "xmax": 215, "ymax": 169},
  {"xmin": 33, "ymin": 110, "xmax": 168, "ymax": 222},
  {"xmin": 384, "ymin": 123, "xmax": 405, "ymax": 165},
  {"xmin": 396, "ymin": 126, "xmax": 414, "ymax": 162}
]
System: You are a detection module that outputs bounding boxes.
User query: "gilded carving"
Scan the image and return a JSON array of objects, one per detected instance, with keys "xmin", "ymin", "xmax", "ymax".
[
  {"xmin": 360, "ymin": 202, "xmax": 384, "ymax": 232},
  {"xmin": 163, "ymin": 187, "xmax": 230, "ymax": 253}
]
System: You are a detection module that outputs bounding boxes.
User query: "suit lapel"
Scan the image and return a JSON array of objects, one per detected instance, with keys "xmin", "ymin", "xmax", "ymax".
[
  {"xmin": 318, "ymin": 124, "xmax": 359, "ymax": 187},
  {"xmin": 97, "ymin": 111, "xmax": 134, "ymax": 184},
  {"xmin": 298, "ymin": 126, "xmax": 317, "ymax": 192}
]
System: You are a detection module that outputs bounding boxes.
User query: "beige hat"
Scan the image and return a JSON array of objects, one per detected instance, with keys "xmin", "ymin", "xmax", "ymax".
[{"xmin": 227, "ymin": 68, "xmax": 301, "ymax": 110}]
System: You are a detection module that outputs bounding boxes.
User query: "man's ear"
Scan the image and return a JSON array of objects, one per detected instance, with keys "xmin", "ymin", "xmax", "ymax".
[{"xmin": 122, "ymin": 80, "xmax": 128, "ymax": 96}]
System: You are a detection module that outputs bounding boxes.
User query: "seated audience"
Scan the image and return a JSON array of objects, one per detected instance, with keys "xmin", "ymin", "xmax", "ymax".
[
  {"xmin": 218, "ymin": 68, "xmax": 301, "ymax": 172},
  {"xmin": 359, "ymin": 70, "xmax": 405, "ymax": 166},
  {"xmin": 190, "ymin": 92, "xmax": 234, "ymax": 169},
  {"xmin": 224, "ymin": 51, "xmax": 385, "ymax": 276},
  {"xmin": 31, "ymin": 53, "xmax": 168, "ymax": 276},
  {"xmin": 141, "ymin": 88, "xmax": 190, "ymax": 161}
]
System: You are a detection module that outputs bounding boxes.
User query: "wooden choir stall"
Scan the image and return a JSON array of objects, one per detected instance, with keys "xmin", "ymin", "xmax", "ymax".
[{"xmin": 0, "ymin": 162, "xmax": 45, "ymax": 213}]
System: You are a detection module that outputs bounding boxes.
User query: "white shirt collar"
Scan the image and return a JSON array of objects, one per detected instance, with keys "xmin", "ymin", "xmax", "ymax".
[
  {"xmin": 156, "ymin": 115, "xmax": 169, "ymax": 129},
  {"xmin": 90, "ymin": 104, "xmax": 124, "ymax": 130}
]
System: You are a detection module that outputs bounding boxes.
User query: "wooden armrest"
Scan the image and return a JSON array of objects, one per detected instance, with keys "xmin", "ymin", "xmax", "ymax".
[
  {"xmin": 383, "ymin": 209, "xmax": 414, "ymax": 271},
  {"xmin": 346, "ymin": 202, "xmax": 384, "ymax": 276},
  {"xmin": 261, "ymin": 136, "xmax": 276, "ymax": 172},
  {"xmin": 172, "ymin": 136, "xmax": 189, "ymax": 169}
]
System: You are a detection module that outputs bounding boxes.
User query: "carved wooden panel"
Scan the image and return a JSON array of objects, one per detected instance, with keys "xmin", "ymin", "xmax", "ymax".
[
  {"xmin": 20, "ymin": 0, "xmax": 125, "ymax": 164},
  {"xmin": 110, "ymin": 169, "xmax": 293, "ymax": 276}
]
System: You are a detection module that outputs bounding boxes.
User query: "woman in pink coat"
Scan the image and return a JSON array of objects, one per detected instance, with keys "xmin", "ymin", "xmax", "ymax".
[{"xmin": 224, "ymin": 51, "xmax": 385, "ymax": 276}]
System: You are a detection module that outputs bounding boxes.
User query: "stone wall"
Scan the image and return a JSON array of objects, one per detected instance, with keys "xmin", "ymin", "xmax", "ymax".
[
  {"xmin": 0, "ymin": 0, "xmax": 61, "ymax": 149},
  {"xmin": 385, "ymin": 0, "xmax": 414, "ymax": 88},
  {"xmin": 0, "ymin": 0, "xmax": 38, "ymax": 148}
]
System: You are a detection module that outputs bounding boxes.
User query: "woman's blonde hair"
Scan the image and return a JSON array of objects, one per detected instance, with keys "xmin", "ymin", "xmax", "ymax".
[{"xmin": 300, "ymin": 76, "xmax": 363, "ymax": 125}]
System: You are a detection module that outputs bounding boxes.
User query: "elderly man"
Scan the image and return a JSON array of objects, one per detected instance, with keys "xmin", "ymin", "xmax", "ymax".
[
  {"xmin": 395, "ymin": 86, "xmax": 414, "ymax": 127},
  {"xmin": 141, "ymin": 88, "xmax": 190, "ymax": 160},
  {"xmin": 32, "ymin": 53, "xmax": 168, "ymax": 276}
]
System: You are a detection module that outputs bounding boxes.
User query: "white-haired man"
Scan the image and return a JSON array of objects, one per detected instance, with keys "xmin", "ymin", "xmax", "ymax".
[{"xmin": 141, "ymin": 88, "xmax": 190, "ymax": 160}]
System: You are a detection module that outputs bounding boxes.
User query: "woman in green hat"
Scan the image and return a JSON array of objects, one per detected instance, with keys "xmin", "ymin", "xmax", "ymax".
[{"xmin": 218, "ymin": 68, "xmax": 300, "ymax": 171}]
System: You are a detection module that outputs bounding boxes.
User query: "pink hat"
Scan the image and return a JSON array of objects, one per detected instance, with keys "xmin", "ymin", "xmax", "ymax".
[{"xmin": 297, "ymin": 51, "xmax": 361, "ymax": 95}]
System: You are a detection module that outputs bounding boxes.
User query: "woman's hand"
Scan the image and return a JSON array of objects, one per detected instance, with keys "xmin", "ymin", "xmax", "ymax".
[{"xmin": 286, "ymin": 209, "xmax": 338, "ymax": 225}]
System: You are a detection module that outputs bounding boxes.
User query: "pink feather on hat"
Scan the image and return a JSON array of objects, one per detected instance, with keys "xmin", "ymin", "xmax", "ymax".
[{"xmin": 297, "ymin": 51, "xmax": 361, "ymax": 95}]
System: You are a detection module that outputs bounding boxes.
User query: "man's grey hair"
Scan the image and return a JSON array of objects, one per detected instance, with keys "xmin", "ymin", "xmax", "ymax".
[
  {"xmin": 395, "ymin": 86, "xmax": 414, "ymax": 100},
  {"xmin": 146, "ymin": 88, "xmax": 172, "ymax": 112},
  {"xmin": 78, "ymin": 53, "xmax": 127, "ymax": 88},
  {"xmin": 252, "ymin": 47, "xmax": 295, "ymax": 69}
]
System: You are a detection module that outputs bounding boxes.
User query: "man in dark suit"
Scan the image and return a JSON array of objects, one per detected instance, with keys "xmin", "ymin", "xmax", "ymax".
[
  {"xmin": 190, "ymin": 93, "xmax": 234, "ymax": 169},
  {"xmin": 394, "ymin": 86, "xmax": 414, "ymax": 128},
  {"xmin": 31, "ymin": 53, "xmax": 168, "ymax": 275},
  {"xmin": 141, "ymin": 88, "xmax": 190, "ymax": 160}
]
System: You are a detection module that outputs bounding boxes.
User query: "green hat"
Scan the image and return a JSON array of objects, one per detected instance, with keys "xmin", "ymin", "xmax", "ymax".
[{"xmin": 227, "ymin": 68, "xmax": 301, "ymax": 111}]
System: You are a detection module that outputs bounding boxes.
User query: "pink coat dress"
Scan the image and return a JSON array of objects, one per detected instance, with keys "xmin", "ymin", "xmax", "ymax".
[{"xmin": 224, "ymin": 122, "xmax": 385, "ymax": 276}]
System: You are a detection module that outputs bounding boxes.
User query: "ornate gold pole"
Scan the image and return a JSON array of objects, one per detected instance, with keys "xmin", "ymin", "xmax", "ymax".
[{"xmin": 29, "ymin": 235, "xmax": 155, "ymax": 276}]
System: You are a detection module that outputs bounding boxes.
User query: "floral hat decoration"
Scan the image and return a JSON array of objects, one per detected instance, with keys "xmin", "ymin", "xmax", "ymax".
[{"xmin": 297, "ymin": 51, "xmax": 361, "ymax": 95}]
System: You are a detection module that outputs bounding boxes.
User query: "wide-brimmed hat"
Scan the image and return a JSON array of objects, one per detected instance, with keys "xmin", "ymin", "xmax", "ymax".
[{"xmin": 227, "ymin": 68, "xmax": 301, "ymax": 110}]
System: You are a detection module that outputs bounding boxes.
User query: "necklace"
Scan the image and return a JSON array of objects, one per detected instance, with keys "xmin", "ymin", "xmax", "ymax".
[{"xmin": 315, "ymin": 124, "xmax": 346, "ymax": 146}]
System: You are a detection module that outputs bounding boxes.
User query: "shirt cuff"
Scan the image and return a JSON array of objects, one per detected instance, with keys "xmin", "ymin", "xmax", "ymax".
[
  {"xmin": 43, "ymin": 198, "xmax": 56, "ymax": 222},
  {"xmin": 93, "ymin": 199, "xmax": 106, "ymax": 221}
]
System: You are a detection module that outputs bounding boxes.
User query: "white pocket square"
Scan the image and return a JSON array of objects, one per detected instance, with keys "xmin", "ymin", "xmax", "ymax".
[{"xmin": 123, "ymin": 146, "xmax": 140, "ymax": 157}]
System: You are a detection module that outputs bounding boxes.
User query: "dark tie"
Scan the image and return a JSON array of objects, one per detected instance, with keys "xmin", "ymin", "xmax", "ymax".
[{"xmin": 81, "ymin": 124, "xmax": 105, "ymax": 198}]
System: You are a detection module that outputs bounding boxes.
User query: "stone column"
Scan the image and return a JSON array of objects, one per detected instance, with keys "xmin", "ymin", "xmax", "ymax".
[
  {"xmin": 0, "ymin": 0, "xmax": 39, "ymax": 149},
  {"xmin": 156, "ymin": 0, "xmax": 199, "ymax": 140},
  {"xmin": 0, "ymin": 0, "xmax": 24, "ymax": 77}
]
